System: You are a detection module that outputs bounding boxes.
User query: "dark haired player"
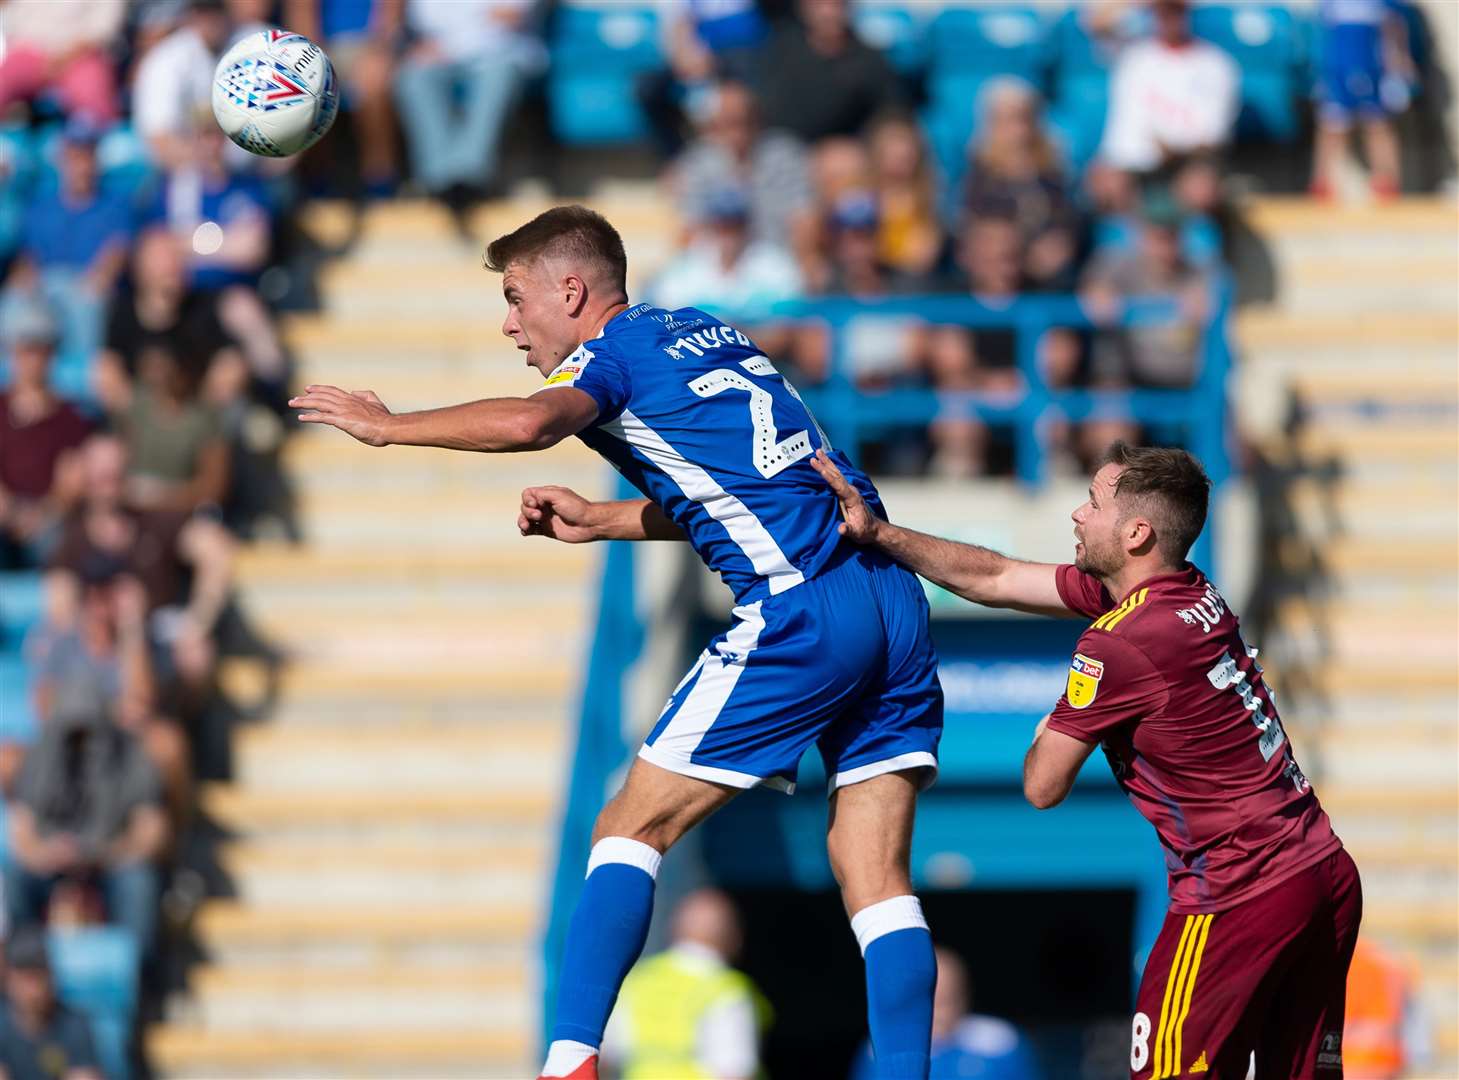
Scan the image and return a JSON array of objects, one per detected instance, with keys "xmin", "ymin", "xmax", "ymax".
[
  {"xmin": 291, "ymin": 206, "xmax": 945, "ymax": 1080},
  {"xmin": 814, "ymin": 442, "xmax": 1362, "ymax": 1079}
]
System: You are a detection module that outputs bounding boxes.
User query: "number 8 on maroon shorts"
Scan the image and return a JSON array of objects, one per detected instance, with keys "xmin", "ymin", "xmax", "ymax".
[{"xmin": 1130, "ymin": 849, "xmax": 1363, "ymax": 1079}]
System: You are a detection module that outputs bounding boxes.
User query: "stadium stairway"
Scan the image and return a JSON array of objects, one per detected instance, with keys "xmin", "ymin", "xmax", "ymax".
[
  {"xmin": 1233, "ymin": 196, "xmax": 1459, "ymax": 1075},
  {"xmin": 147, "ymin": 193, "xmax": 671, "ymax": 1078}
]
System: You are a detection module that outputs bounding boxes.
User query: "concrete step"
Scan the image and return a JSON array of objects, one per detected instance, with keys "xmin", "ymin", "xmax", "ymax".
[
  {"xmin": 219, "ymin": 841, "xmax": 547, "ymax": 909},
  {"xmin": 236, "ymin": 695, "xmax": 571, "ymax": 729},
  {"xmin": 1316, "ymin": 729, "xmax": 1459, "ymax": 788},
  {"xmin": 171, "ymin": 966, "xmax": 531, "ymax": 1034},
  {"xmin": 238, "ymin": 580, "xmax": 587, "ymax": 628},
  {"xmin": 1244, "ymin": 195, "xmax": 1459, "ymax": 233},
  {"xmin": 1359, "ymin": 898, "xmax": 1459, "ymax": 944},
  {"xmin": 232, "ymin": 724, "xmax": 565, "ymax": 793},
  {"xmin": 1237, "ymin": 310, "xmax": 1458, "ymax": 351},
  {"xmin": 1320, "ymin": 535, "xmax": 1458, "ymax": 578},
  {"xmin": 247, "ymin": 605, "xmax": 586, "ymax": 656},
  {"xmin": 149, "ymin": 1026, "xmax": 529, "ymax": 1079},
  {"xmin": 193, "ymin": 900, "xmax": 533, "ymax": 957},
  {"xmin": 201, "ymin": 784, "xmax": 556, "ymax": 845},
  {"xmin": 220, "ymin": 645, "xmax": 573, "ymax": 692},
  {"xmin": 236, "ymin": 542, "xmax": 596, "ymax": 581},
  {"xmin": 1240, "ymin": 340, "xmax": 1459, "ymax": 377},
  {"xmin": 1273, "ymin": 276, "xmax": 1458, "ymax": 316},
  {"xmin": 1303, "ymin": 693, "xmax": 1459, "ymax": 733}
]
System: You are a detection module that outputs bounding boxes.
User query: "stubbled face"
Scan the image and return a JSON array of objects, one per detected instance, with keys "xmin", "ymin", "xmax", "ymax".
[
  {"xmin": 500, "ymin": 260, "xmax": 581, "ymax": 378},
  {"xmin": 1072, "ymin": 463, "xmax": 1131, "ymax": 576}
]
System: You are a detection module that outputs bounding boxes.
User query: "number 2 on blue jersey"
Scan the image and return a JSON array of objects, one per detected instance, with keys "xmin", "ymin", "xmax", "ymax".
[{"xmin": 687, "ymin": 355, "xmax": 829, "ymax": 479}]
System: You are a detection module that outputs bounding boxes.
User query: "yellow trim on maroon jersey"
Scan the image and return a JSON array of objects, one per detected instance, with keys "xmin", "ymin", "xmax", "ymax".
[
  {"xmin": 1091, "ymin": 587, "xmax": 1150, "ymax": 633},
  {"xmin": 1152, "ymin": 913, "xmax": 1214, "ymax": 1078}
]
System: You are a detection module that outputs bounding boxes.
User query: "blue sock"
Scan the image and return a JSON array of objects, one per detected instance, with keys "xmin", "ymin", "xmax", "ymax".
[
  {"xmin": 854, "ymin": 896, "xmax": 936, "ymax": 1080},
  {"xmin": 549, "ymin": 837, "xmax": 661, "ymax": 1048}
]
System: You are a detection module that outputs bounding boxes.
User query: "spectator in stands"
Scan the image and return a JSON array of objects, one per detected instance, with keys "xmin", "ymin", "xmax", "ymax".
[
  {"xmin": 133, "ymin": 0, "xmax": 234, "ymax": 171},
  {"xmin": 868, "ymin": 112, "xmax": 943, "ymax": 279},
  {"xmin": 638, "ymin": 0, "xmax": 767, "ymax": 159},
  {"xmin": 649, "ymin": 187, "xmax": 802, "ymax": 324},
  {"xmin": 756, "ymin": 0, "xmax": 903, "ymax": 144},
  {"xmin": 4, "ymin": 678, "xmax": 169, "ymax": 960},
  {"xmin": 1099, "ymin": 0, "xmax": 1238, "ymax": 183},
  {"xmin": 792, "ymin": 192, "xmax": 929, "ymax": 388},
  {"xmin": 674, "ymin": 81, "xmax": 816, "ymax": 261},
  {"xmin": 919, "ymin": 216, "xmax": 1028, "ymax": 479},
  {"xmin": 50, "ymin": 434, "xmax": 234, "ymax": 718},
  {"xmin": 150, "ymin": 120, "xmax": 274, "ymax": 294},
  {"xmin": 801, "ymin": 135, "xmax": 874, "ymax": 292},
  {"xmin": 4, "ymin": 119, "xmax": 133, "ymax": 363},
  {"xmin": 600, "ymin": 889, "xmax": 769, "ymax": 1080},
  {"xmin": 118, "ymin": 340, "xmax": 230, "ymax": 516},
  {"xmin": 963, "ymin": 80, "xmax": 1083, "ymax": 293},
  {"xmin": 284, "ymin": 0, "xmax": 405, "ymax": 197},
  {"xmin": 1080, "ymin": 197, "xmax": 1212, "ymax": 390},
  {"xmin": 0, "ymin": 303, "xmax": 94, "ymax": 570},
  {"xmin": 393, "ymin": 0, "xmax": 544, "ymax": 205},
  {"xmin": 0, "ymin": 0, "xmax": 125, "ymax": 126},
  {"xmin": 31, "ymin": 570, "xmax": 192, "ymax": 831},
  {"xmin": 98, "ymin": 228, "xmax": 253, "ymax": 418},
  {"xmin": 850, "ymin": 947, "xmax": 1042, "ymax": 1080},
  {"xmin": 0, "ymin": 925, "xmax": 104, "ymax": 1080},
  {"xmin": 1309, "ymin": 0, "xmax": 1414, "ymax": 202},
  {"xmin": 1345, "ymin": 936, "xmax": 1430, "ymax": 1078}
]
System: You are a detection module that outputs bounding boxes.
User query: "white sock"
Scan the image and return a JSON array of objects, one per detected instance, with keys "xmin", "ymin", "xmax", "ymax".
[{"xmin": 541, "ymin": 1039, "xmax": 596, "ymax": 1077}]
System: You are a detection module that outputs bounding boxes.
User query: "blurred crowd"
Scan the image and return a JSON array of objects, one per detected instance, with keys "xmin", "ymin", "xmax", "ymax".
[{"xmin": 0, "ymin": 0, "xmax": 1426, "ymax": 1073}]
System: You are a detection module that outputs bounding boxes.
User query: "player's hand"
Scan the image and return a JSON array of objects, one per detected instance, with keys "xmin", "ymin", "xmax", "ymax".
[
  {"xmin": 810, "ymin": 449, "xmax": 881, "ymax": 545},
  {"xmin": 290, "ymin": 386, "xmax": 393, "ymax": 446},
  {"xmin": 518, "ymin": 485, "xmax": 601, "ymax": 544}
]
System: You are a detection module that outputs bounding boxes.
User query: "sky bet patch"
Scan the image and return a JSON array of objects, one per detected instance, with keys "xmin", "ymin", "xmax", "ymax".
[{"xmin": 1066, "ymin": 653, "xmax": 1105, "ymax": 709}]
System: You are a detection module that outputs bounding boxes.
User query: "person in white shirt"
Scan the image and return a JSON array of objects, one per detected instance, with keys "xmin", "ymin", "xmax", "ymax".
[
  {"xmin": 600, "ymin": 889, "xmax": 768, "ymax": 1080},
  {"xmin": 132, "ymin": 0, "xmax": 234, "ymax": 171},
  {"xmin": 392, "ymin": 0, "xmax": 545, "ymax": 201},
  {"xmin": 1098, "ymin": 0, "xmax": 1239, "ymax": 176},
  {"xmin": 649, "ymin": 187, "xmax": 803, "ymax": 324}
]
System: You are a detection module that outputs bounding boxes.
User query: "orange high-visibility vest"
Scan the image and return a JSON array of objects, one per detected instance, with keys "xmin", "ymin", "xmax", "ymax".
[{"xmin": 1344, "ymin": 938, "xmax": 1409, "ymax": 1080}]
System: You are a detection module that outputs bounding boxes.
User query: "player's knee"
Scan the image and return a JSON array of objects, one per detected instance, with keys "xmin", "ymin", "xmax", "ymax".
[{"xmin": 588, "ymin": 803, "xmax": 677, "ymax": 854}]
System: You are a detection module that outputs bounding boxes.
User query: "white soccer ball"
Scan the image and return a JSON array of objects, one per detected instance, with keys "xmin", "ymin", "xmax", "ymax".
[{"xmin": 211, "ymin": 28, "xmax": 338, "ymax": 158}]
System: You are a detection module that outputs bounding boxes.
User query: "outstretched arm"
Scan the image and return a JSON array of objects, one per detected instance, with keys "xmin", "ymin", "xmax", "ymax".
[
  {"xmin": 290, "ymin": 385, "xmax": 600, "ymax": 452},
  {"xmin": 519, "ymin": 487, "xmax": 687, "ymax": 543},
  {"xmin": 810, "ymin": 450, "xmax": 1072, "ymax": 617}
]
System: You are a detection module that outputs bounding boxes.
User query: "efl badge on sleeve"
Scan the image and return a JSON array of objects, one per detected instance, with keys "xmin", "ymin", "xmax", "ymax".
[{"xmin": 1066, "ymin": 653, "xmax": 1105, "ymax": 709}]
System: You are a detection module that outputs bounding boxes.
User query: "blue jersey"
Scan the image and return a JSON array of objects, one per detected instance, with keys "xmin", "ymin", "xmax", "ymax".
[{"xmin": 538, "ymin": 303, "xmax": 884, "ymax": 603}]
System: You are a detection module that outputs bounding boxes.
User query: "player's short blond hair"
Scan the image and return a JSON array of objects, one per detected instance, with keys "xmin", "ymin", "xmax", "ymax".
[
  {"xmin": 484, "ymin": 205, "xmax": 628, "ymax": 297},
  {"xmin": 1102, "ymin": 441, "xmax": 1211, "ymax": 562}
]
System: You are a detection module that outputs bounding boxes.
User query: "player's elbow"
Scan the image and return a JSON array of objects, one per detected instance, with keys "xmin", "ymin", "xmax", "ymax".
[
  {"xmin": 506, "ymin": 407, "xmax": 565, "ymax": 452},
  {"xmin": 1023, "ymin": 770, "xmax": 1070, "ymax": 810}
]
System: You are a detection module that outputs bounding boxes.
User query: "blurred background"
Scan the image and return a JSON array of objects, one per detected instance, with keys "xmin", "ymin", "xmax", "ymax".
[{"xmin": 0, "ymin": 0, "xmax": 1455, "ymax": 1077}]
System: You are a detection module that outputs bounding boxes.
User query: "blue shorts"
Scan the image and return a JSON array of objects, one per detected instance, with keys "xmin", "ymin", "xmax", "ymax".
[
  {"xmin": 638, "ymin": 546, "xmax": 943, "ymax": 795},
  {"xmin": 1318, "ymin": 59, "xmax": 1391, "ymax": 123}
]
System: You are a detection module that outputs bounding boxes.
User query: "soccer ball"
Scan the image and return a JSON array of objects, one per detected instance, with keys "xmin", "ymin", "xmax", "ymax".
[{"xmin": 212, "ymin": 29, "xmax": 338, "ymax": 158}]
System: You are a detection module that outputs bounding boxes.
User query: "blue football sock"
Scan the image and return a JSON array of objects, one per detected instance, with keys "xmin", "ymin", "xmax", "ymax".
[
  {"xmin": 549, "ymin": 836, "xmax": 661, "ymax": 1048},
  {"xmin": 854, "ymin": 895, "xmax": 936, "ymax": 1080}
]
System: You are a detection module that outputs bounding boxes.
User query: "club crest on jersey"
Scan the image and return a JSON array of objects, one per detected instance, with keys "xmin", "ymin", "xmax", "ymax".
[{"xmin": 1066, "ymin": 653, "xmax": 1104, "ymax": 709}]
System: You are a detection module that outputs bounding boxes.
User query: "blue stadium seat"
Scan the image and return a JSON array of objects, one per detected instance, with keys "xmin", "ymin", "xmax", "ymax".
[
  {"xmin": 1191, "ymin": 4, "xmax": 1306, "ymax": 141},
  {"xmin": 1045, "ymin": 8, "xmax": 1119, "ymax": 171},
  {"xmin": 547, "ymin": 4, "xmax": 662, "ymax": 145},
  {"xmin": 0, "ymin": 653, "xmax": 38, "ymax": 745},
  {"xmin": 0, "ymin": 571, "xmax": 43, "ymax": 649},
  {"xmin": 853, "ymin": 3, "xmax": 926, "ymax": 76},
  {"xmin": 49, "ymin": 926, "xmax": 140, "ymax": 1080},
  {"xmin": 926, "ymin": 5, "xmax": 1050, "ymax": 83}
]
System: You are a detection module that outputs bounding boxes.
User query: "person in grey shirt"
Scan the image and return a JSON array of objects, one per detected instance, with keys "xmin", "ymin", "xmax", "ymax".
[
  {"xmin": 673, "ymin": 80, "xmax": 815, "ymax": 258},
  {"xmin": 4, "ymin": 695, "xmax": 169, "ymax": 960}
]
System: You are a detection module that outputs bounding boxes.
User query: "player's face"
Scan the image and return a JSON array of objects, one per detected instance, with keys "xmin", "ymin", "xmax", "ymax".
[
  {"xmin": 1072, "ymin": 463, "xmax": 1127, "ymax": 576},
  {"xmin": 500, "ymin": 260, "xmax": 578, "ymax": 378}
]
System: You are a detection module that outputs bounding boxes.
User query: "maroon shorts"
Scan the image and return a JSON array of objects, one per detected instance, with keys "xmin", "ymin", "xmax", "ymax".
[{"xmin": 1129, "ymin": 848, "xmax": 1362, "ymax": 1079}]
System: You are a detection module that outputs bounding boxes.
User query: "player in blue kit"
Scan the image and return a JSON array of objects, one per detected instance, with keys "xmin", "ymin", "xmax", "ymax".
[{"xmin": 289, "ymin": 206, "xmax": 944, "ymax": 1080}]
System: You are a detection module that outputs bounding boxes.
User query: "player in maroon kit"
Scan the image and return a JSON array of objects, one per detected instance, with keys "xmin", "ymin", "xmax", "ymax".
[{"xmin": 812, "ymin": 442, "xmax": 1362, "ymax": 1079}]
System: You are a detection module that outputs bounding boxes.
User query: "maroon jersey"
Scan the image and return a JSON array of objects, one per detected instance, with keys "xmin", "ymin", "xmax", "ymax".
[{"xmin": 1048, "ymin": 563, "xmax": 1342, "ymax": 913}]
